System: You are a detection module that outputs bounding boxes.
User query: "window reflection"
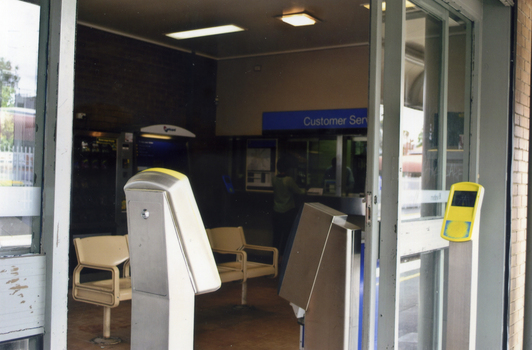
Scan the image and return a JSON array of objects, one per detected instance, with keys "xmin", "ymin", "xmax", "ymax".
[
  {"xmin": 0, "ymin": 0, "xmax": 41, "ymax": 253},
  {"xmin": 400, "ymin": 11, "xmax": 468, "ymax": 222}
]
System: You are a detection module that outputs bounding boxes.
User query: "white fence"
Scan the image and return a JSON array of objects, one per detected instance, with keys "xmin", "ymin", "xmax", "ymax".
[{"xmin": 0, "ymin": 145, "xmax": 35, "ymax": 186}]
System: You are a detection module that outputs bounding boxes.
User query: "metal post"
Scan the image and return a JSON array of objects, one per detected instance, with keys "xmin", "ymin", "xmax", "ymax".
[
  {"xmin": 445, "ymin": 240, "xmax": 478, "ymax": 349},
  {"xmin": 241, "ymin": 281, "xmax": 248, "ymax": 306},
  {"xmin": 103, "ymin": 307, "xmax": 111, "ymax": 339}
]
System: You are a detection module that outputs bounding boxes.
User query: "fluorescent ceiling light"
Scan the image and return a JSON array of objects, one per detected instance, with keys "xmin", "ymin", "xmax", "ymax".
[
  {"xmin": 279, "ymin": 13, "xmax": 318, "ymax": 27},
  {"xmin": 166, "ymin": 24, "xmax": 245, "ymax": 40},
  {"xmin": 362, "ymin": 1, "xmax": 416, "ymax": 11}
]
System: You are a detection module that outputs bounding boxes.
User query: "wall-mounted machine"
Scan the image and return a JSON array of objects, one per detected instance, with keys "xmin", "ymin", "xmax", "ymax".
[
  {"xmin": 124, "ymin": 168, "xmax": 220, "ymax": 349},
  {"xmin": 69, "ymin": 124, "xmax": 195, "ymax": 237},
  {"xmin": 116, "ymin": 124, "xmax": 195, "ymax": 234},
  {"xmin": 441, "ymin": 182, "xmax": 484, "ymax": 242},
  {"xmin": 441, "ymin": 182, "xmax": 484, "ymax": 349}
]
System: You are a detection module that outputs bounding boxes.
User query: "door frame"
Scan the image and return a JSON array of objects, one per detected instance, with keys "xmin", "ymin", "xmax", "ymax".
[{"xmin": 362, "ymin": 0, "xmax": 511, "ymax": 349}]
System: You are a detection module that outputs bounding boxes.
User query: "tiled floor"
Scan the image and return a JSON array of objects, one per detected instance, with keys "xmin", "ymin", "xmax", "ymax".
[{"xmin": 67, "ymin": 277, "xmax": 300, "ymax": 349}]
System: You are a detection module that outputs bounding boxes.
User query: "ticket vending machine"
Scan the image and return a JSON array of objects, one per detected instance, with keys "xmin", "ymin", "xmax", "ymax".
[
  {"xmin": 279, "ymin": 203, "xmax": 362, "ymax": 350},
  {"xmin": 124, "ymin": 168, "xmax": 221, "ymax": 350}
]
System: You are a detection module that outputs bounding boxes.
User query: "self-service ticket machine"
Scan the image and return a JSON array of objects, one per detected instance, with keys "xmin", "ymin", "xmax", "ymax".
[
  {"xmin": 124, "ymin": 168, "xmax": 221, "ymax": 350},
  {"xmin": 279, "ymin": 203, "xmax": 362, "ymax": 350}
]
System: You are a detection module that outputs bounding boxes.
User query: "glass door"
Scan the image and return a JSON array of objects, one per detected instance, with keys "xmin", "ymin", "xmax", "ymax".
[{"xmin": 365, "ymin": 0, "xmax": 474, "ymax": 349}]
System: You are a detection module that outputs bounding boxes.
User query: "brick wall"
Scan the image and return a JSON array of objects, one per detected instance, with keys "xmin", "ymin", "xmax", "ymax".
[
  {"xmin": 511, "ymin": 1, "xmax": 531, "ymax": 348},
  {"xmin": 74, "ymin": 25, "xmax": 217, "ymax": 141}
]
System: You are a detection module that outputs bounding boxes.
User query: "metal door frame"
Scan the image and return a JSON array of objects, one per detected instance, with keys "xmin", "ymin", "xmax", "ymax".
[{"xmin": 363, "ymin": 0, "xmax": 481, "ymax": 349}]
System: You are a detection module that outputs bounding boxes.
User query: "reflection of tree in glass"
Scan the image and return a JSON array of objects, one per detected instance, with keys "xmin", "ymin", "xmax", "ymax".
[
  {"xmin": 0, "ymin": 58, "xmax": 20, "ymax": 108},
  {"xmin": 0, "ymin": 110, "xmax": 14, "ymax": 148}
]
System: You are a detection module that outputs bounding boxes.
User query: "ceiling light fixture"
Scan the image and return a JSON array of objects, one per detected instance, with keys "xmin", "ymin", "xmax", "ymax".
[
  {"xmin": 362, "ymin": 1, "xmax": 416, "ymax": 11},
  {"xmin": 279, "ymin": 12, "xmax": 318, "ymax": 27},
  {"xmin": 166, "ymin": 24, "xmax": 245, "ymax": 40}
]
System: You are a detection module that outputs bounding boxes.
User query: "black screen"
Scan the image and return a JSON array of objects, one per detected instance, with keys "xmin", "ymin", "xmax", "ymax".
[
  {"xmin": 451, "ymin": 190, "xmax": 477, "ymax": 207},
  {"xmin": 136, "ymin": 138, "xmax": 188, "ymax": 174}
]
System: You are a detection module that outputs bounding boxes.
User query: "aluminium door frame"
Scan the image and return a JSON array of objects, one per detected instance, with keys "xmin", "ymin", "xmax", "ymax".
[
  {"xmin": 363, "ymin": 0, "xmax": 482, "ymax": 349},
  {"xmin": 362, "ymin": 0, "xmax": 382, "ymax": 349}
]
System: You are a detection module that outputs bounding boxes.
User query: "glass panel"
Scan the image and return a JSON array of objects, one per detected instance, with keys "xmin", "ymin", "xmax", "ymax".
[
  {"xmin": 278, "ymin": 137, "xmax": 364, "ymax": 196},
  {"xmin": 399, "ymin": 5, "xmax": 446, "ymax": 349},
  {"xmin": 446, "ymin": 14, "xmax": 469, "ymax": 188},
  {"xmin": 307, "ymin": 138, "xmax": 337, "ymax": 193},
  {"xmin": 277, "ymin": 139, "xmax": 309, "ymax": 189},
  {"xmin": 0, "ymin": 0, "xmax": 42, "ymax": 255},
  {"xmin": 396, "ymin": 3, "xmax": 471, "ymax": 350},
  {"xmin": 401, "ymin": 9, "xmax": 445, "ymax": 222},
  {"xmin": 347, "ymin": 136, "xmax": 367, "ymax": 195}
]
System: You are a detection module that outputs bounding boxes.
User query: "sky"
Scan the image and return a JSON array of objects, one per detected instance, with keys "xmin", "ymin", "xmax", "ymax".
[{"xmin": 0, "ymin": 0, "xmax": 40, "ymax": 97}]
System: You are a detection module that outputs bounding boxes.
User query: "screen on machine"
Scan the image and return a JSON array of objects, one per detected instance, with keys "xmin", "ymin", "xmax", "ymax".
[
  {"xmin": 136, "ymin": 138, "xmax": 188, "ymax": 174},
  {"xmin": 451, "ymin": 191, "xmax": 477, "ymax": 208}
]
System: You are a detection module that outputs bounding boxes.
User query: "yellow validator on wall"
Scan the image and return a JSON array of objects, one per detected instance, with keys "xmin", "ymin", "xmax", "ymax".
[{"xmin": 441, "ymin": 182, "xmax": 485, "ymax": 242}]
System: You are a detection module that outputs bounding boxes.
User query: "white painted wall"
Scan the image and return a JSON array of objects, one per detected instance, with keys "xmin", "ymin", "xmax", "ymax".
[{"xmin": 0, "ymin": 255, "xmax": 46, "ymax": 342}]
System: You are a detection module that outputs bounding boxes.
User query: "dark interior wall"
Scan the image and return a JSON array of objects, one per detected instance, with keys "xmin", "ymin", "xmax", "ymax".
[
  {"xmin": 74, "ymin": 25, "xmax": 217, "ymax": 134},
  {"xmin": 73, "ymin": 25, "xmax": 227, "ymax": 227}
]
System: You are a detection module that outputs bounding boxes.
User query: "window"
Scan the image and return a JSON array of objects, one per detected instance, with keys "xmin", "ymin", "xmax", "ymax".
[{"xmin": 0, "ymin": 0, "xmax": 42, "ymax": 255}]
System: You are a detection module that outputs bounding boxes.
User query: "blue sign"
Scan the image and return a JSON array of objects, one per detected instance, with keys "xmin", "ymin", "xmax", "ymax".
[{"xmin": 263, "ymin": 108, "xmax": 368, "ymax": 132}]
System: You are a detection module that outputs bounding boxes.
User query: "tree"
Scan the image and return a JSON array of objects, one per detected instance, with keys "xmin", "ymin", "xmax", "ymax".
[
  {"xmin": 0, "ymin": 110, "xmax": 14, "ymax": 148},
  {"xmin": 0, "ymin": 58, "xmax": 19, "ymax": 148},
  {"xmin": 0, "ymin": 57, "xmax": 20, "ymax": 108}
]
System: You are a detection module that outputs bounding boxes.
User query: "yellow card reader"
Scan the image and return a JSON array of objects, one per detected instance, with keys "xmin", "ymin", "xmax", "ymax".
[{"xmin": 441, "ymin": 182, "xmax": 484, "ymax": 242}]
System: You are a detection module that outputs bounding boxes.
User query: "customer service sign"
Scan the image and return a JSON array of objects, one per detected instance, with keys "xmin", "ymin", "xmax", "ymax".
[{"xmin": 263, "ymin": 108, "xmax": 368, "ymax": 134}]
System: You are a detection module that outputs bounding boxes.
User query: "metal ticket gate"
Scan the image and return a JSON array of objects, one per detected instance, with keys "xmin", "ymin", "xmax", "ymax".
[
  {"xmin": 124, "ymin": 168, "xmax": 221, "ymax": 350},
  {"xmin": 279, "ymin": 202, "xmax": 362, "ymax": 350}
]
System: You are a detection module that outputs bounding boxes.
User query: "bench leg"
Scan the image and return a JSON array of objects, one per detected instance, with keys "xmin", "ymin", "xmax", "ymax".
[
  {"xmin": 103, "ymin": 306, "xmax": 111, "ymax": 339},
  {"xmin": 241, "ymin": 281, "xmax": 247, "ymax": 305},
  {"xmin": 90, "ymin": 306, "xmax": 121, "ymax": 345},
  {"xmin": 232, "ymin": 281, "xmax": 253, "ymax": 310}
]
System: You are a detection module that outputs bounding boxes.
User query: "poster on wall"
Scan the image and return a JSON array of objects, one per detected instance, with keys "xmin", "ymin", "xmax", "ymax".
[{"xmin": 246, "ymin": 139, "xmax": 277, "ymax": 191}]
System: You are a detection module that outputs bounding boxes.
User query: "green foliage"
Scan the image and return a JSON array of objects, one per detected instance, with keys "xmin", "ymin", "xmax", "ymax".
[
  {"xmin": 1, "ymin": 85, "xmax": 16, "ymax": 108},
  {"xmin": 417, "ymin": 131, "xmax": 423, "ymax": 147},
  {"xmin": 0, "ymin": 57, "xmax": 20, "ymax": 108},
  {"xmin": 0, "ymin": 111, "xmax": 14, "ymax": 148},
  {"xmin": 0, "ymin": 58, "xmax": 19, "ymax": 148}
]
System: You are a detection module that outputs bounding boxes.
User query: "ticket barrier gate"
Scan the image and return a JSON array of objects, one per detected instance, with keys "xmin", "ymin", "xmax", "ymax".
[
  {"xmin": 279, "ymin": 203, "xmax": 362, "ymax": 350},
  {"xmin": 124, "ymin": 168, "xmax": 221, "ymax": 349}
]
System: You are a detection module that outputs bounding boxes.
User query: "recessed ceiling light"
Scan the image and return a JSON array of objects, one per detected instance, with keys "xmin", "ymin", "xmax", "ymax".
[
  {"xmin": 279, "ymin": 12, "xmax": 318, "ymax": 27},
  {"xmin": 166, "ymin": 24, "xmax": 245, "ymax": 40},
  {"xmin": 362, "ymin": 1, "xmax": 416, "ymax": 11}
]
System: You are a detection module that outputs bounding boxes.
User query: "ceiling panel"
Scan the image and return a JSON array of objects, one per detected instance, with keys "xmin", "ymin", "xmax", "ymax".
[{"xmin": 77, "ymin": 0, "xmax": 371, "ymax": 59}]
